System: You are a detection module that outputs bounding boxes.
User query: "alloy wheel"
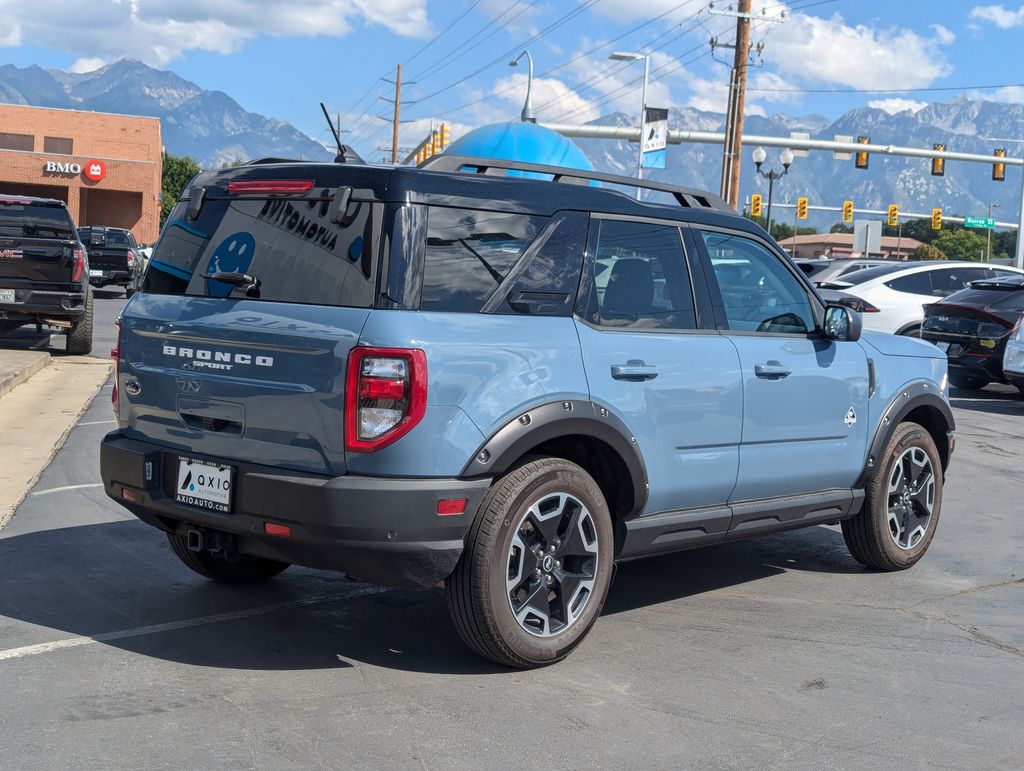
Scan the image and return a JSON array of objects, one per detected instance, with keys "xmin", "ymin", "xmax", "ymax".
[{"xmin": 886, "ymin": 447, "xmax": 936, "ymax": 550}]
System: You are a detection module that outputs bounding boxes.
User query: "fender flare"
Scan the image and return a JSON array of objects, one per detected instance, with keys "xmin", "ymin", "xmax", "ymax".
[
  {"xmin": 858, "ymin": 380, "xmax": 955, "ymax": 488},
  {"xmin": 461, "ymin": 399, "xmax": 649, "ymax": 518}
]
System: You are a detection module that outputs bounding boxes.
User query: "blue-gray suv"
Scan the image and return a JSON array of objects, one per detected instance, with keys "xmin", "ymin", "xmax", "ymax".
[{"xmin": 100, "ymin": 154, "xmax": 955, "ymax": 668}]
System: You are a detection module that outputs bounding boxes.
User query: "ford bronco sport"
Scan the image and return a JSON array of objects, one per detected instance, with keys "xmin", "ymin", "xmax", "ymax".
[{"xmin": 100, "ymin": 155, "xmax": 954, "ymax": 668}]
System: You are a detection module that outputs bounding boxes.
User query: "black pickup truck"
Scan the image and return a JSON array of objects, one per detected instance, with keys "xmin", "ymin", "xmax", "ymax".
[
  {"xmin": 78, "ymin": 226, "xmax": 142, "ymax": 297},
  {"xmin": 0, "ymin": 195, "xmax": 93, "ymax": 354}
]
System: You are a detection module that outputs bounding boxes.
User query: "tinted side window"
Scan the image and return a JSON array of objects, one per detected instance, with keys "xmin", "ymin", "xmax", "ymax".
[
  {"xmin": 144, "ymin": 194, "xmax": 379, "ymax": 308},
  {"xmin": 494, "ymin": 211, "xmax": 587, "ymax": 317},
  {"xmin": 928, "ymin": 267, "xmax": 988, "ymax": 297},
  {"xmin": 886, "ymin": 272, "xmax": 933, "ymax": 295},
  {"xmin": 700, "ymin": 231, "xmax": 814, "ymax": 334},
  {"xmin": 588, "ymin": 219, "xmax": 696, "ymax": 331},
  {"xmin": 420, "ymin": 207, "xmax": 545, "ymax": 313}
]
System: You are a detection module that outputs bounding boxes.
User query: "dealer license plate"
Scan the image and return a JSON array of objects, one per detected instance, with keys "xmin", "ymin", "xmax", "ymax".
[
  {"xmin": 89, "ymin": 269, "xmax": 103, "ymax": 277},
  {"xmin": 0, "ymin": 289, "xmax": 14, "ymax": 303},
  {"xmin": 175, "ymin": 457, "xmax": 233, "ymax": 513}
]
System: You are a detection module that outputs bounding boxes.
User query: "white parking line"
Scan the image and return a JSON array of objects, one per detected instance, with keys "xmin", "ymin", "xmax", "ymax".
[
  {"xmin": 0, "ymin": 586, "xmax": 388, "ymax": 662},
  {"xmin": 77, "ymin": 420, "xmax": 116, "ymax": 426},
  {"xmin": 29, "ymin": 483, "xmax": 104, "ymax": 497}
]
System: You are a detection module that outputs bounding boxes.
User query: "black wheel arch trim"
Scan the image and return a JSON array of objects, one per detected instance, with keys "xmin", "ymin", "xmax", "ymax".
[
  {"xmin": 461, "ymin": 399, "xmax": 649, "ymax": 518},
  {"xmin": 858, "ymin": 380, "xmax": 955, "ymax": 488}
]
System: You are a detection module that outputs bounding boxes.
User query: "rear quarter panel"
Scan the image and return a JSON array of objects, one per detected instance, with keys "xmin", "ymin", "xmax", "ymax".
[{"xmin": 350, "ymin": 311, "xmax": 589, "ymax": 476}]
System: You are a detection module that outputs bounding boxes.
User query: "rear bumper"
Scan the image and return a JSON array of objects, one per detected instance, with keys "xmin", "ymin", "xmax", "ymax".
[
  {"xmin": 89, "ymin": 270, "xmax": 131, "ymax": 286},
  {"xmin": 921, "ymin": 333, "xmax": 1007, "ymax": 382},
  {"xmin": 0, "ymin": 286, "xmax": 86, "ymax": 321},
  {"xmin": 99, "ymin": 432, "xmax": 490, "ymax": 590}
]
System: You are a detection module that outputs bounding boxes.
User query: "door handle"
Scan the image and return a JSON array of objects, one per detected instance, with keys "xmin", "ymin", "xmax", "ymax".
[
  {"xmin": 754, "ymin": 360, "xmax": 792, "ymax": 379},
  {"xmin": 611, "ymin": 360, "xmax": 659, "ymax": 381}
]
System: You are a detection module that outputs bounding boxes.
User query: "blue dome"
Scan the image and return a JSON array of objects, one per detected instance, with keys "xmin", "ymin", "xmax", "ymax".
[{"xmin": 444, "ymin": 122, "xmax": 593, "ymax": 179}]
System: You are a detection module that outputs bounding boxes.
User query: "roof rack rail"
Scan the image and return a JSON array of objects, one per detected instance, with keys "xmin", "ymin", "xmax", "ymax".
[{"xmin": 417, "ymin": 154, "xmax": 730, "ymax": 212}]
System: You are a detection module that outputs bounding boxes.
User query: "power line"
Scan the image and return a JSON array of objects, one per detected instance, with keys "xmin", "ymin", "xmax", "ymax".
[
  {"xmin": 403, "ymin": 0, "xmax": 487, "ymax": 66},
  {"xmin": 748, "ymin": 82, "xmax": 1024, "ymax": 94}
]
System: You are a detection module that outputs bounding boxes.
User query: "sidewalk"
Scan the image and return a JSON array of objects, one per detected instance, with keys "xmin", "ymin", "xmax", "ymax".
[
  {"xmin": 0, "ymin": 350, "xmax": 51, "ymax": 399},
  {"xmin": 0, "ymin": 354, "xmax": 112, "ymax": 528}
]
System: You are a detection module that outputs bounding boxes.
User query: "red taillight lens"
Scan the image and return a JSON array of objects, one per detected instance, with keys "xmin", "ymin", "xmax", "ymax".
[
  {"xmin": 111, "ymin": 319, "xmax": 122, "ymax": 417},
  {"xmin": 227, "ymin": 180, "xmax": 314, "ymax": 195},
  {"xmin": 126, "ymin": 250, "xmax": 135, "ymax": 266},
  {"xmin": 71, "ymin": 248, "xmax": 85, "ymax": 282},
  {"xmin": 263, "ymin": 522, "xmax": 291, "ymax": 537},
  {"xmin": 345, "ymin": 347, "xmax": 427, "ymax": 453}
]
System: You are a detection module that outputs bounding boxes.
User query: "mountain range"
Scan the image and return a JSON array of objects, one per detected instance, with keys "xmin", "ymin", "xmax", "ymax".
[
  {"xmin": 0, "ymin": 59, "xmax": 331, "ymax": 167},
  {"xmin": 0, "ymin": 59, "xmax": 1020, "ymax": 225}
]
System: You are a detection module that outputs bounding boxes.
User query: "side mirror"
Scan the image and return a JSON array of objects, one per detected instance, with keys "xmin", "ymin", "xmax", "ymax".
[{"xmin": 824, "ymin": 303, "xmax": 862, "ymax": 342}]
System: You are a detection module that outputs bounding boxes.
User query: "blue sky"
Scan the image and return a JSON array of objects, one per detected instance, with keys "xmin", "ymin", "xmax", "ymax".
[{"xmin": 2, "ymin": 1, "xmax": 1023, "ymax": 157}]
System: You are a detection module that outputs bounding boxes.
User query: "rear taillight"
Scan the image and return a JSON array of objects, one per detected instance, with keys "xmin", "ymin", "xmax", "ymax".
[
  {"xmin": 345, "ymin": 347, "xmax": 427, "ymax": 452},
  {"xmin": 111, "ymin": 319, "xmax": 123, "ymax": 417},
  {"xmin": 227, "ymin": 180, "xmax": 314, "ymax": 195},
  {"xmin": 71, "ymin": 248, "xmax": 85, "ymax": 282},
  {"xmin": 126, "ymin": 250, "xmax": 135, "ymax": 266},
  {"xmin": 839, "ymin": 296, "xmax": 880, "ymax": 313}
]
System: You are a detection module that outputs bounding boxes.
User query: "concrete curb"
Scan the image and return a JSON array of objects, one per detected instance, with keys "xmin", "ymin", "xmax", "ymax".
[{"xmin": 0, "ymin": 351, "xmax": 51, "ymax": 399}]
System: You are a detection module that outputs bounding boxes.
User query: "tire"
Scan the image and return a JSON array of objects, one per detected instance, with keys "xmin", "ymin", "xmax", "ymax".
[
  {"xmin": 898, "ymin": 325, "xmax": 921, "ymax": 338},
  {"xmin": 842, "ymin": 422, "xmax": 943, "ymax": 571},
  {"xmin": 65, "ymin": 288, "xmax": 93, "ymax": 356},
  {"xmin": 166, "ymin": 532, "xmax": 289, "ymax": 584},
  {"xmin": 948, "ymin": 373, "xmax": 989, "ymax": 391},
  {"xmin": 445, "ymin": 457, "xmax": 615, "ymax": 669},
  {"xmin": 0, "ymin": 321, "xmax": 22, "ymax": 334}
]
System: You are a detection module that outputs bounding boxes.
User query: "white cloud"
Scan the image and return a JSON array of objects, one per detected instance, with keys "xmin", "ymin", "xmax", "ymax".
[
  {"xmin": 931, "ymin": 24, "xmax": 956, "ymax": 44},
  {"xmin": 69, "ymin": 57, "xmax": 106, "ymax": 74},
  {"xmin": 494, "ymin": 73, "xmax": 602, "ymax": 123},
  {"xmin": 766, "ymin": 9, "xmax": 953, "ymax": 89},
  {"xmin": 868, "ymin": 98, "xmax": 928, "ymax": 114},
  {"xmin": 967, "ymin": 85, "xmax": 1024, "ymax": 103},
  {"xmin": 0, "ymin": 0, "xmax": 431, "ymax": 65},
  {"xmin": 970, "ymin": 4, "xmax": 1024, "ymax": 27}
]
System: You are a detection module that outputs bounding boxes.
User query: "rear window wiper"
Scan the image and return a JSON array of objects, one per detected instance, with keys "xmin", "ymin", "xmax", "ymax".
[{"xmin": 203, "ymin": 270, "xmax": 261, "ymax": 296}]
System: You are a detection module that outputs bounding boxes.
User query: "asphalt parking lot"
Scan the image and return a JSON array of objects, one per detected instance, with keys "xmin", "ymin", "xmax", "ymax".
[{"xmin": 1, "ymin": 292, "xmax": 1022, "ymax": 768}]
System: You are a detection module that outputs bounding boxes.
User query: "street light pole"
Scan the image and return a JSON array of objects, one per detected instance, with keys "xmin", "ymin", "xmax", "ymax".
[
  {"xmin": 752, "ymin": 146, "xmax": 793, "ymax": 238},
  {"xmin": 509, "ymin": 51, "xmax": 535, "ymax": 123},
  {"xmin": 609, "ymin": 51, "xmax": 650, "ymax": 200}
]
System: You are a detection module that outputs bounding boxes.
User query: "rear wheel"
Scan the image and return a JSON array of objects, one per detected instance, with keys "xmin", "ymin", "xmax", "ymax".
[
  {"xmin": 446, "ymin": 458, "xmax": 614, "ymax": 668},
  {"xmin": 65, "ymin": 288, "xmax": 93, "ymax": 355},
  {"xmin": 948, "ymin": 373, "xmax": 989, "ymax": 391},
  {"xmin": 166, "ymin": 532, "xmax": 289, "ymax": 584},
  {"xmin": 842, "ymin": 422, "xmax": 942, "ymax": 571},
  {"xmin": 899, "ymin": 325, "xmax": 921, "ymax": 337}
]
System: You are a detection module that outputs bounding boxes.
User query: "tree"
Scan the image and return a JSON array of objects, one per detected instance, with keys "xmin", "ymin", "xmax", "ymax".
[
  {"xmin": 932, "ymin": 229, "xmax": 987, "ymax": 262},
  {"xmin": 915, "ymin": 244, "xmax": 946, "ymax": 261},
  {"xmin": 830, "ymin": 222, "xmax": 853, "ymax": 234},
  {"xmin": 161, "ymin": 153, "xmax": 202, "ymax": 227}
]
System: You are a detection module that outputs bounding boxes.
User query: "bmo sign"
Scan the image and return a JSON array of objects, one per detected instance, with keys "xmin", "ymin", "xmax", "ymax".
[{"xmin": 43, "ymin": 159, "xmax": 107, "ymax": 182}]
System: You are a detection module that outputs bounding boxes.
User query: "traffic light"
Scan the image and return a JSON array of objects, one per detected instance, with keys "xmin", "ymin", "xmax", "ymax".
[
  {"xmin": 751, "ymin": 193, "xmax": 762, "ymax": 218},
  {"xmin": 855, "ymin": 136, "xmax": 869, "ymax": 169},
  {"xmin": 842, "ymin": 200, "xmax": 854, "ymax": 223},
  {"xmin": 430, "ymin": 129, "xmax": 440, "ymax": 156},
  {"xmin": 796, "ymin": 197, "xmax": 808, "ymax": 219},
  {"xmin": 931, "ymin": 143, "xmax": 945, "ymax": 176},
  {"xmin": 931, "ymin": 207, "xmax": 942, "ymax": 230},
  {"xmin": 993, "ymin": 148, "xmax": 1006, "ymax": 182},
  {"xmin": 887, "ymin": 204, "xmax": 899, "ymax": 227},
  {"xmin": 440, "ymin": 123, "xmax": 451, "ymax": 149}
]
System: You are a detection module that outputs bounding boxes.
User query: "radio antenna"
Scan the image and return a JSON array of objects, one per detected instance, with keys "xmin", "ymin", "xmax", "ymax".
[{"xmin": 320, "ymin": 101, "xmax": 344, "ymax": 155}]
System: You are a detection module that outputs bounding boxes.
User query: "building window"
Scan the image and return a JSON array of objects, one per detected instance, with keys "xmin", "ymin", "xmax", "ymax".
[
  {"xmin": 43, "ymin": 136, "xmax": 73, "ymax": 155},
  {"xmin": 0, "ymin": 132, "xmax": 33, "ymax": 152}
]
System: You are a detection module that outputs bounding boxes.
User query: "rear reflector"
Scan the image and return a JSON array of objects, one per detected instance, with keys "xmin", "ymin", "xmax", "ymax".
[
  {"xmin": 121, "ymin": 487, "xmax": 140, "ymax": 503},
  {"xmin": 436, "ymin": 498, "xmax": 468, "ymax": 516},
  {"xmin": 227, "ymin": 180, "xmax": 314, "ymax": 195},
  {"xmin": 263, "ymin": 522, "xmax": 291, "ymax": 537}
]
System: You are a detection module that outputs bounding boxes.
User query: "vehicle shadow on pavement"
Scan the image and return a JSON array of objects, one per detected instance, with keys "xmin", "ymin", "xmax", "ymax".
[
  {"xmin": 0, "ymin": 519, "xmax": 860, "ymax": 675},
  {"xmin": 948, "ymin": 386, "xmax": 1024, "ymax": 417}
]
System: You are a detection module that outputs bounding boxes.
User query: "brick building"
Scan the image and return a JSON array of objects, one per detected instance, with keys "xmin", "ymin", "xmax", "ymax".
[{"xmin": 0, "ymin": 104, "xmax": 162, "ymax": 243}]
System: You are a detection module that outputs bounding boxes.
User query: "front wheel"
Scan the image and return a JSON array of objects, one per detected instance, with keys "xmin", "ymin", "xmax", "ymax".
[
  {"xmin": 842, "ymin": 422, "xmax": 943, "ymax": 570},
  {"xmin": 446, "ymin": 458, "xmax": 614, "ymax": 668}
]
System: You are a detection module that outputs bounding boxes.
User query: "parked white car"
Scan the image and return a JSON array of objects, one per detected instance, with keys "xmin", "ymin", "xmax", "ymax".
[
  {"xmin": 818, "ymin": 262, "xmax": 1024, "ymax": 335},
  {"xmin": 1004, "ymin": 314, "xmax": 1024, "ymax": 392}
]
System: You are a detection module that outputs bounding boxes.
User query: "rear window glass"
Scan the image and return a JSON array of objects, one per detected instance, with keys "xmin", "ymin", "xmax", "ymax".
[
  {"xmin": 828, "ymin": 264, "xmax": 907, "ymax": 285},
  {"xmin": 0, "ymin": 203, "xmax": 74, "ymax": 239},
  {"xmin": 144, "ymin": 194, "xmax": 380, "ymax": 307},
  {"xmin": 420, "ymin": 206, "xmax": 546, "ymax": 312},
  {"xmin": 79, "ymin": 227, "xmax": 132, "ymax": 247}
]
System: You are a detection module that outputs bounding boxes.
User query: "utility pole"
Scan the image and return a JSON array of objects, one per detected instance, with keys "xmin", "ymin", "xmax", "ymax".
[
  {"xmin": 390, "ymin": 64, "xmax": 402, "ymax": 164},
  {"xmin": 719, "ymin": 0, "xmax": 751, "ymax": 211}
]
